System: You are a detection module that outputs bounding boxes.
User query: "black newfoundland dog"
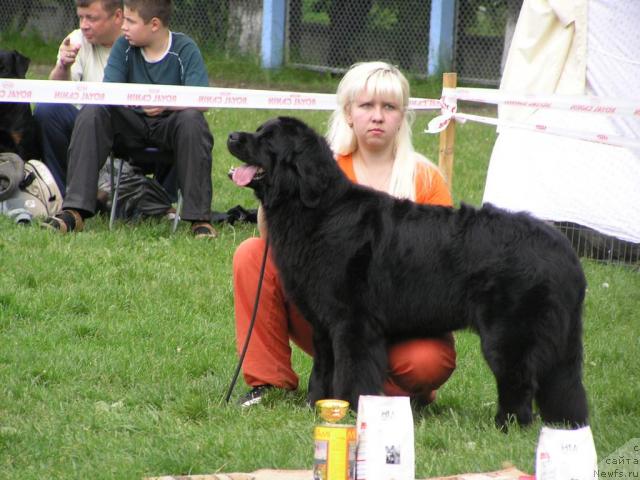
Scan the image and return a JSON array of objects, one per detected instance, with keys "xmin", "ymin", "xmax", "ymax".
[
  {"xmin": 228, "ymin": 117, "xmax": 588, "ymax": 428},
  {"xmin": 0, "ymin": 49, "xmax": 40, "ymax": 159}
]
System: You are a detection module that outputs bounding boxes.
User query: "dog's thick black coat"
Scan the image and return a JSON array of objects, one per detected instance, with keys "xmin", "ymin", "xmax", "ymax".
[
  {"xmin": 228, "ymin": 117, "xmax": 588, "ymax": 428},
  {"xmin": 0, "ymin": 50, "xmax": 40, "ymax": 159}
]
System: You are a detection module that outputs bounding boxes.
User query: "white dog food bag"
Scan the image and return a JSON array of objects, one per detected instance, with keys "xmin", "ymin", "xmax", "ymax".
[
  {"xmin": 535, "ymin": 425, "xmax": 598, "ymax": 480},
  {"xmin": 356, "ymin": 395, "xmax": 415, "ymax": 480}
]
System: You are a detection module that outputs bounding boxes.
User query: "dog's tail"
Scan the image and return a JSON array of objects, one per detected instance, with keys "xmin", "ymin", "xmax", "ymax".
[
  {"xmin": 535, "ymin": 302, "xmax": 588, "ymax": 427},
  {"xmin": 535, "ymin": 356, "xmax": 588, "ymax": 427}
]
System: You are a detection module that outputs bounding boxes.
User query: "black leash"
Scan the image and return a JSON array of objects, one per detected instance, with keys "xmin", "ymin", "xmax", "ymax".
[{"xmin": 224, "ymin": 239, "xmax": 270, "ymax": 403}]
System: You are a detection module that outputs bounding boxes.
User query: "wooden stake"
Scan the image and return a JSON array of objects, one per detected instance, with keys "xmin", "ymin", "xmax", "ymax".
[{"xmin": 438, "ymin": 72, "xmax": 457, "ymax": 187}]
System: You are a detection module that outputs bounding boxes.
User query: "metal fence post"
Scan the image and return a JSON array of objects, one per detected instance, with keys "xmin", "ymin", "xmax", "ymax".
[
  {"xmin": 261, "ymin": 0, "xmax": 286, "ymax": 69},
  {"xmin": 428, "ymin": 0, "xmax": 456, "ymax": 76}
]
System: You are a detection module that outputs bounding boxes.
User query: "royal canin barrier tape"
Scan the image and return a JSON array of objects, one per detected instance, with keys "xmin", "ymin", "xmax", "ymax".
[
  {"xmin": 455, "ymin": 112, "xmax": 640, "ymax": 150},
  {"xmin": 426, "ymin": 90, "xmax": 640, "ymax": 149},
  {"xmin": 444, "ymin": 87, "xmax": 640, "ymax": 118},
  {"xmin": 426, "ymin": 108, "xmax": 640, "ymax": 149},
  {"xmin": 4, "ymin": 78, "xmax": 636, "ymax": 148},
  {"xmin": 0, "ymin": 78, "xmax": 442, "ymax": 111}
]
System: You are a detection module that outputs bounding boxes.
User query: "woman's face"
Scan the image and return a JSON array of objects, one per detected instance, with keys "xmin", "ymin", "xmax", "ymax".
[{"xmin": 346, "ymin": 90, "xmax": 404, "ymax": 152}]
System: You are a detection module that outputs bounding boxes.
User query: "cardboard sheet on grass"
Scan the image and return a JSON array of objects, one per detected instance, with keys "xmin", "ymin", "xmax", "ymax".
[{"xmin": 146, "ymin": 465, "xmax": 530, "ymax": 480}]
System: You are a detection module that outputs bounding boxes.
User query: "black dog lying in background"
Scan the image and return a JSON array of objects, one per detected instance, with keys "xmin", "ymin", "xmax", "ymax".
[
  {"xmin": 228, "ymin": 117, "xmax": 589, "ymax": 429},
  {"xmin": 0, "ymin": 49, "xmax": 40, "ymax": 159}
]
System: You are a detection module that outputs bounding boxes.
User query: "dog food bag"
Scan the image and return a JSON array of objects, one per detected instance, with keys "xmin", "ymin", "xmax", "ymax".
[
  {"xmin": 535, "ymin": 425, "xmax": 597, "ymax": 480},
  {"xmin": 355, "ymin": 395, "xmax": 415, "ymax": 480}
]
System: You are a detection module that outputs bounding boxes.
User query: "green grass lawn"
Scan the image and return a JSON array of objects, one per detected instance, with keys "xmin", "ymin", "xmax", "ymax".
[{"xmin": 1, "ymin": 60, "xmax": 639, "ymax": 479}]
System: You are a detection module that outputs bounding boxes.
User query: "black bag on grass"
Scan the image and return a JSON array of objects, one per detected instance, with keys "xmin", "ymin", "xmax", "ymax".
[
  {"xmin": 211, "ymin": 205, "xmax": 257, "ymax": 225},
  {"xmin": 97, "ymin": 159, "xmax": 172, "ymax": 221}
]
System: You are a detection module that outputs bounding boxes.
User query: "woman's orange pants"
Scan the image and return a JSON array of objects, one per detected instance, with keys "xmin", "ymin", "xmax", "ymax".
[{"xmin": 233, "ymin": 237, "xmax": 457, "ymax": 402}]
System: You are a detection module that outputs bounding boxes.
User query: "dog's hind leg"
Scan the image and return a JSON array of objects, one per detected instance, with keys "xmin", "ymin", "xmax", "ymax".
[
  {"xmin": 479, "ymin": 332, "xmax": 536, "ymax": 428},
  {"xmin": 494, "ymin": 373, "xmax": 535, "ymax": 428},
  {"xmin": 535, "ymin": 360, "xmax": 588, "ymax": 428},
  {"xmin": 536, "ymin": 306, "xmax": 588, "ymax": 427}
]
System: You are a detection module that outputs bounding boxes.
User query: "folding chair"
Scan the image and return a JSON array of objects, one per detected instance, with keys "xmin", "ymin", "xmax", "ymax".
[{"xmin": 108, "ymin": 147, "xmax": 182, "ymax": 232}]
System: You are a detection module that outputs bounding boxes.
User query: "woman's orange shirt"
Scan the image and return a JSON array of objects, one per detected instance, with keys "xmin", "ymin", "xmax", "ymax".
[{"xmin": 336, "ymin": 153, "xmax": 452, "ymax": 207}]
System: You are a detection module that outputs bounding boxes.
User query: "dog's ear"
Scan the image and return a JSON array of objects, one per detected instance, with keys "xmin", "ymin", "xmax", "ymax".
[
  {"xmin": 294, "ymin": 148, "xmax": 329, "ymax": 208},
  {"xmin": 13, "ymin": 50, "xmax": 30, "ymax": 79},
  {"xmin": 261, "ymin": 159, "xmax": 291, "ymax": 209},
  {"xmin": 256, "ymin": 145, "xmax": 284, "ymax": 209},
  {"xmin": 259, "ymin": 171, "xmax": 277, "ymax": 209}
]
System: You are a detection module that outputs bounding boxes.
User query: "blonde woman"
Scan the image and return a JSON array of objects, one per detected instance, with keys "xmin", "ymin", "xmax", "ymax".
[{"xmin": 233, "ymin": 61, "xmax": 456, "ymax": 406}]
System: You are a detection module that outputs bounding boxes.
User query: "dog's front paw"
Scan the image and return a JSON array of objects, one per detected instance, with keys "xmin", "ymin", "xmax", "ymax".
[
  {"xmin": 307, "ymin": 381, "xmax": 326, "ymax": 407},
  {"xmin": 494, "ymin": 407, "xmax": 534, "ymax": 431},
  {"xmin": 307, "ymin": 389, "xmax": 326, "ymax": 408}
]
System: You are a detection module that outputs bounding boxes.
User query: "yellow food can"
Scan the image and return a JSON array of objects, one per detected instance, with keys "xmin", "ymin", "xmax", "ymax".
[{"xmin": 313, "ymin": 399, "xmax": 357, "ymax": 480}]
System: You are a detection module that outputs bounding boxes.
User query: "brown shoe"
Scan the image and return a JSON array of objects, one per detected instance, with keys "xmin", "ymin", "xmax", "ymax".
[
  {"xmin": 41, "ymin": 209, "xmax": 84, "ymax": 233},
  {"xmin": 191, "ymin": 221, "xmax": 217, "ymax": 239}
]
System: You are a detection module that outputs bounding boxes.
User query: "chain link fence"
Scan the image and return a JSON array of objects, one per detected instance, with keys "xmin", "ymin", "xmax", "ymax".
[
  {"xmin": 287, "ymin": 0, "xmax": 432, "ymax": 75},
  {"xmin": 287, "ymin": 0, "xmax": 520, "ymax": 85},
  {"xmin": 455, "ymin": 0, "xmax": 522, "ymax": 85},
  {"xmin": 0, "ymin": 0, "xmax": 520, "ymax": 85}
]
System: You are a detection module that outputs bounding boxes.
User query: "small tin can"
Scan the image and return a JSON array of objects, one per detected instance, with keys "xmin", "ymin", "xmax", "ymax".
[{"xmin": 313, "ymin": 399, "xmax": 357, "ymax": 480}]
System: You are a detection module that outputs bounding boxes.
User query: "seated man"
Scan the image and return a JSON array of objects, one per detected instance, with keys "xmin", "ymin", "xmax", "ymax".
[
  {"xmin": 42, "ymin": 0, "xmax": 216, "ymax": 238},
  {"xmin": 34, "ymin": 0, "xmax": 124, "ymax": 195}
]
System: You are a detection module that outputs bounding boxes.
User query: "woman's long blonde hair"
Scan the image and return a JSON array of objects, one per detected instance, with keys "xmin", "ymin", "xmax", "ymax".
[{"xmin": 326, "ymin": 61, "xmax": 433, "ymax": 200}]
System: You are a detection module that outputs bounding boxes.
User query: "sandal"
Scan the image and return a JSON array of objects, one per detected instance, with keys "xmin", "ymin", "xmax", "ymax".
[
  {"xmin": 165, "ymin": 207, "xmax": 178, "ymax": 221},
  {"xmin": 191, "ymin": 221, "xmax": 217, "ymax": 239},
  {"xmin": 41, "ymin": 209, "xmax": 84, "ymax": 233}
]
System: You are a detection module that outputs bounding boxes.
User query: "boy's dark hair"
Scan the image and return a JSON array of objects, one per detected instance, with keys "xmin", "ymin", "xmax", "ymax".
[
  {"xmin": 124, "ymin": 0, "xmax": 172, "ymax": 26},
  {"xmin": 76, "ymin": 0, "xmax": 123, "ymax": 16}
]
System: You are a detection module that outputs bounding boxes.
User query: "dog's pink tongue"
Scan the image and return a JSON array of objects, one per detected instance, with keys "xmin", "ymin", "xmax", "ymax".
[{"xmin": 232, "ymin": 165, "xmax": 258, "ymax": 186}]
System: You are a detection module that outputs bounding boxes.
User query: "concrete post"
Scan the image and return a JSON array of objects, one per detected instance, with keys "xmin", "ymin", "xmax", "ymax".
[
  {"xmin": 428, "ymin": 0, "xmax": 457, "ymax": 76},
  {"xmin": 261, "ymin": 0, "xmax": 286, "ymax": 69}
]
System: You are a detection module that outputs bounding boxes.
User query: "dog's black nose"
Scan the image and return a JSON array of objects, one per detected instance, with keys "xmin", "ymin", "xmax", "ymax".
[{"xmin": 228, "ymin": 132, "xmax": 240, "ymax": 143}]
